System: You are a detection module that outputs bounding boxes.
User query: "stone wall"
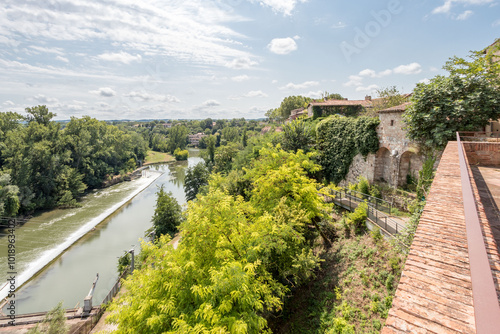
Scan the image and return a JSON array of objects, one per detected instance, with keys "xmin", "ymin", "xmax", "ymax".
[{"xmin": 341, "ymin": 109, "xmax": 426, "ymax": 188}]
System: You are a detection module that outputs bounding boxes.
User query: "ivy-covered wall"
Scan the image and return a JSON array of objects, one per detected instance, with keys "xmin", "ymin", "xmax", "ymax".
[{"xmin": 316, "ymin": 115, "xmax": 380, "ymax": 183}]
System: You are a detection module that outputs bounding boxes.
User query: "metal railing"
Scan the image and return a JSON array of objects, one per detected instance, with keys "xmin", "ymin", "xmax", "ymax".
[
  {"xmin": 101, "ymin": 268, "xmax": 129, "ymax": 306},
  {"xmin": 456, "ymin": 132, "xmax": 500, "ymax": 333},
  {"xmin": 324, "ymin": 188, "xmax": 405, "ymax": 235}
]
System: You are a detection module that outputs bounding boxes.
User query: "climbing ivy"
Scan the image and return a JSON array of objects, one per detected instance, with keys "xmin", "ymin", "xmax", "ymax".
[{"xmin": 316, "ymin": 115, "xmax": 379, "ymax": 183}]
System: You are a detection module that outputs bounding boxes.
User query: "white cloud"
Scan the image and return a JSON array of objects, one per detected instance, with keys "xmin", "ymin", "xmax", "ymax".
[
  {"xmin": 493, "ymin": 19, "xmax": 500, "ymax": 26},
  {"xmin": 124, "ymin": 91, "xmax": 180, "ymax": 103},
  {"xmin": 432, "ymin": 0, "xmax": 493, "ymax": 15},
  {"xmin": 33, "ymin": 94, "xmax": 59, "ymax": 104},
  {"xmin": 202, "ymin": 99, "xmax": 221, "ymax": 107},
  {"xmin": 3, "ymin": 100, "xmax": 15, "ymax": 106},
  {"xmin": 254, "ymin": 0, "xmax": 308, "ymax": 16},
  {"xmin": 29, "ymin": 46, "xmax": 65, "ymax": 56},
  {"xmin": 343, "ymin": 75, "xmax": 363, "ymax": 87},
  {"xmin": 231, "ymin": 75, "xmax": 250, "ymax": 82},
  {"xmin": 97, "ymin": 51, "xmax": 142, "ymax": 64},
  {"xmin": 456, "ymin": 10, "xmax": 473, "ymax": 19},
  {"xmin": 304, "ymin": 90, "xmax": 323, "ymax": 98},
  {"xmin": 271, "ymin": 80, "xmax": 278, "ymax": 84},
  {"xmin": 355, "ymin": 84, "xmax": 379, "ymax": 92},
  {"xmin": 244, "ymin": 90, "xmax": 268, "ymax": 98},
  {"xmin": 280, "ymin": 81, "xmax": 319, "ymax": 90},
  {"xmin": 56, "ymin": 55, "xmax": 69, "ymax": 63},
  {"xmin": 0, "ymin": 0, "xmax": 253, "ymax": 68},
  {"xmin": 393, "ymin": 62, "xmax": 422, "ymax": 75},
  {"xmin": 359, "ymin": 68, "xmax": 392, "ymax": 78},
  {"xmin": 267, "ymin": 37, "xmax": 298, "ymax": 55},
  {"xmin": 90, "ymin": 87, "xmax": 117, "ymax": 97},
  {"xmin": 226, "ymin": 57, "xmax": 258, "ymax": 69},
  {"xmin": 419, "ymin": 78, "xmax": 431, "ymax": 84}
]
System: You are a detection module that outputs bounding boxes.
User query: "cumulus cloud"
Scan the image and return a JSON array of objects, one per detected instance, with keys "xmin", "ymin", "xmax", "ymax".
[
  {"xmin": 280, "ymin": 81, "xmax": 319, "ymax": 90},
  {"xmin": 226, "ymin": 57, "xmax": 258, "ymax": 69},
  {"xmin": 419, "ymin": 78, "xmax": 431, "ymax": 84},
  {"xmin": 343, "ymin": 75, "xmax": 363, "ymax": 87},
  {"xmin": 393, "ymin": 62, "xmax": 422, "ymax": 75},
  {"xmin": 231, "ymin": 75, "xmax": 250, "ymax": 82},
  {"xmin": 244, "ymin": 90, "xmax": 268, "ymax": 98},
  {"xmin": 90, "ymin": 87, "xmax": 117, "ymax": 97},
  {"xmin": 3, "ymin": 100, "xmax": 15, "ymax": 106},
  {"xmin": 456, "ymin": 10, "xmax": 473, "ymax": 19},
  {"xmin": 432, "ymin": 0, "xmax": 492, "ymax": 15},
  {"xmin": 33, "ymin": 94, "xmax": 59, "ymax": 104},
  {"xmin": 355, "ymin": 84, "xmax": 379, "ymax": 92},
  {"xmin": 267, "ymin": 37, "xmax": 298, "ymax": 55},
  {"xmin": 202, "ymin": 99, "xmax": 221, "ymax": 107},
  {"xmin": 97, "ymin": 51, "xmax": 142, "ymax": 64},
  {"xmin": 359, "ymin": 68, "xmax": 392, "ymax": 78},
  {"xmin": 254, "ymin": 0, "xmax": 308, "ymax": 16},
  {"xmin": 304, "ymin": 90, "xmax": 323, "ymax": 98},
  {"xmin": 124, "ymin": 91, "xmax": 180, "ymax": 103}
]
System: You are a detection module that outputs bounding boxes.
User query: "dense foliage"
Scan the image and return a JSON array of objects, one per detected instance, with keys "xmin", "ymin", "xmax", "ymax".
[
  {"xmin": 109, "ymin": 146, "xmax": 327, "ymax": 333},
  {"xmin": 151, "ymin": 185, "xmax": 183, "ymax": 238},
  {"xmin": 316, "ymin": 116, "xmax": 380, "ymax": 183},
  {"xmin": 404, "ymin": 75, "xmax": 500, "ymax": 148},
  {"xmin": 279, "ymin": 118, "xmax": 315, "ymax": 153},
  {"xmin": 0, "ymin": 106, "xmax": 148, "ymax": 214},
  {"xmin": 184, "ymin": 162, "xmax": 210, "ymax": 201},
  {"xmin": 404, "ymin": 48, "xmax": 500, "ymax": 149}
]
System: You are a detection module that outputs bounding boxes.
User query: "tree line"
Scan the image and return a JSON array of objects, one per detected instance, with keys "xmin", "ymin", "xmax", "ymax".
[{"xmin": 0, "ymin": 106, "xmax": 148, "ymax": 216}]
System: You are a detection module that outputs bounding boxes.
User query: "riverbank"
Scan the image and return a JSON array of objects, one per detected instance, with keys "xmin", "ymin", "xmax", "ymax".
[
  {"xmin": 0, "ymin": 170, "xmax": 163, "ymax": 303},
  {"xmin": 143, "ymin": 150, "xmax": 175, "ymax": 165}
]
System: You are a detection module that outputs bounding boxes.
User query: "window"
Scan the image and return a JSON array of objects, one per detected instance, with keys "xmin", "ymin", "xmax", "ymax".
[{"xmin": 390, "ymin": 120, "xmax": 394, "ymax": 126}]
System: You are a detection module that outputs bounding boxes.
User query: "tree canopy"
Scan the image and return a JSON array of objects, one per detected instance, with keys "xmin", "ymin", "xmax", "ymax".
[
  {"xmin": 108, "ymin": 146, "xmax": 326, "ymax": 333},
  {"xmin": 404, "ymin": 49, "xmax": 500, "ymax": 148}
]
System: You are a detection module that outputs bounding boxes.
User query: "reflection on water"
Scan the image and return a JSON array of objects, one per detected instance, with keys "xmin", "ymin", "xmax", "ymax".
[{"xmin": 1, "ymin": 150, "xmax": 203, "ymax": 314}]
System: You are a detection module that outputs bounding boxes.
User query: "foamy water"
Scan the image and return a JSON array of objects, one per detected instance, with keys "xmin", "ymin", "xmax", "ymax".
[{"xmin": 0, "ymin": 170, "xmax": 162, "ymax": 302}]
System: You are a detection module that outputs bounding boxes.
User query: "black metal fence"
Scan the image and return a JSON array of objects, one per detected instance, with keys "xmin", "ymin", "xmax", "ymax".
[{"xmin": 324, "ymin": 188, "xmax": 406, "ymax": 235}]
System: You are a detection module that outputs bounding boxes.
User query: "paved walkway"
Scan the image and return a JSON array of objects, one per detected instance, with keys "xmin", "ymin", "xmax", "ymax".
[{"xmin": 382, "ymin": 141, "xmax": 500, "ymax": 333}]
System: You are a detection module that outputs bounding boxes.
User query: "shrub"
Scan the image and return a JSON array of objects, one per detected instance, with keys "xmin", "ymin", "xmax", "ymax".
[{"xmin": 173, "ymin": 148, "xmax": 189, "ymax": 160}]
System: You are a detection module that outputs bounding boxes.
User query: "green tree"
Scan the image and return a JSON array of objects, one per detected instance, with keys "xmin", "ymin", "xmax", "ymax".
[
  {"xmin": 27, "ymin": 302, "xmax": 68, "ymax": 334},
  {"xmin": 404, "ymin": 49, "xmax": 500, "ymax": 149},
  {"xmin": 0, "ymin": 174, "xmax": 19, "ymax": 217},
  {"xmin": 108, "ymin": 147, "xmax": 324, "ymax": 333},
  {"xmin": 25, "ymin": 105, "xmax": 56, "ymax": 126},
  {"xmin": 371, "ymin": 86, "xmax": 407, "ymax": 113},
  {"xmin": 184, "ymin": 162, "xmax": 210, "ymax": 201},
  {"xmin": 167, "ymin": 125, "xmax": 188, "ymax": 154},
  {"xmin": 404, "ymin": 75, "xmax": 500, "ymax": 148},
  {"xmin": 278, "ymin": 95, "xmax": 311, "ymax": 119},
  {"xmin": 279, "ymin": 118, "xmax": 314, "ymax": 153},
  {"xmin": 213, "ymin": 143, "xmax": 240, "ymax": 174},
  {"xmin": 151, "ymin": 185, "xmax": 183, "ymax": 237}
]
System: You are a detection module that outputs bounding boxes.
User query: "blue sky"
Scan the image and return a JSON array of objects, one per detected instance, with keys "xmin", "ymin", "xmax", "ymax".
[{"xmin": 0, "ymin": 0, "xmax": 499, "ymax": 120}]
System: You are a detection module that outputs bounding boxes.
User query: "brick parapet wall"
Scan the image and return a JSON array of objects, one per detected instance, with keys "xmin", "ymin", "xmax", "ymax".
[
  {"xmin": 463, "ymin": 142, "xmax": 500, "ymax": 166},
  {"xmin": 382, "ymin": 141, "xmax": 476, "ymax": 333}
]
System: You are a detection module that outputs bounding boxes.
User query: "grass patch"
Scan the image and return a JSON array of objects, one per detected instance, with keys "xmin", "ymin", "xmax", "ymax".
[
  {"xmin": 144, "ymin": 150, "xmax": 174, "ymax": 165},
  {"xmin": 268, "ymin": 217, "xmax": 404, "ymax": 333}
]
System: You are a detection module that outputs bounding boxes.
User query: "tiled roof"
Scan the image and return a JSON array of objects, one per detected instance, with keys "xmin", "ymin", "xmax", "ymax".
[
  {"xmin": 308, "ymin": 99, "xmax": 374, "ymax": 107},
  {"xmin": 378, "ymin": 102, "xmax": 412, "ymax": 113}
]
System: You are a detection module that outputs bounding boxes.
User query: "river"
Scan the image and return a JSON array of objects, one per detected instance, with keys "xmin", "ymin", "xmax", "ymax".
[{"xmin": 0, "ymin": 150, "xmax": 202, "ymax": 314}]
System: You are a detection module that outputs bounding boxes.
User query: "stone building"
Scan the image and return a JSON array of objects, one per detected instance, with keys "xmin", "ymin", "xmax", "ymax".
[{"xmin": 341, "ymin": 102, "xmax": 424, "ymax": 188}]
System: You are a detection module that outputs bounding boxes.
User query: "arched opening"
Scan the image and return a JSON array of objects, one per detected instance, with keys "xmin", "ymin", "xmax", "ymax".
[
  {"xmin": 374, "ymin": 147, "xmax": 391, "ymax": 184},
  {"xmin": 398, "ymin": 151, "xmax": 420, "ymax": 187}
]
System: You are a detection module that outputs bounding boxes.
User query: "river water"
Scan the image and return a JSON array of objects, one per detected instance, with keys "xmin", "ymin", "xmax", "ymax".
[{"xmin": 0, "ymin": 150, "xmax": 202, "ymax": 314}]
